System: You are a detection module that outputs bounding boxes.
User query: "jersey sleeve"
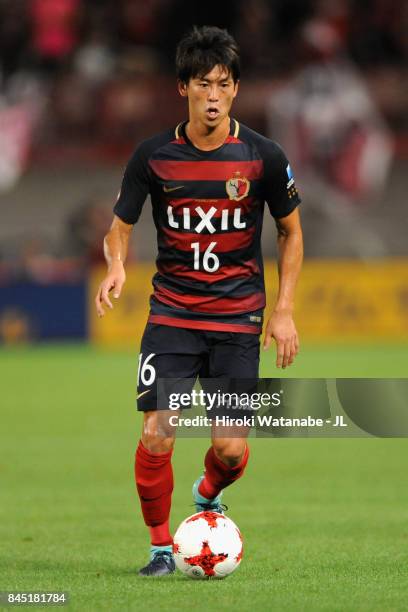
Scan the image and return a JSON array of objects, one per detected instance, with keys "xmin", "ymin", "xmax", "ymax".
[
  {"xmin": 113, "ymin": 142, "xmax": 151, "ymax": 224},
  {"xmin": 262, "ymin": 142, "xmax": 301, "ymax": 219}
]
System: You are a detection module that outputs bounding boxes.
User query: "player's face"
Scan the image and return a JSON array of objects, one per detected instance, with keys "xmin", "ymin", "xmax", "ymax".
[{"xmin": 178, "ymin": 65, "xmax": 239, "ymax": 128}]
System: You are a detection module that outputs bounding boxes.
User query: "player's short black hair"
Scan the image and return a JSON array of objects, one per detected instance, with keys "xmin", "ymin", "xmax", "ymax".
[{"xmin": 176, "ymin": 26, "xmax": 240, "ymax": 84}]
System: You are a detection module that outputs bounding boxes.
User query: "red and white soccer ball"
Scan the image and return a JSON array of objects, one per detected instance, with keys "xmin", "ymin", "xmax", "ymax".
[{"xmin": 173, "ymin": 512, "xmax": 243, "ymax": 579}]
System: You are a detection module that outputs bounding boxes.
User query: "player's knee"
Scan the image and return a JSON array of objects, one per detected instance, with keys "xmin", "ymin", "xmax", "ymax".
[
  {"xmin": 213, "ymin": 441, "xmax": 246, "ymax": 467},
  {"xmin": 141, "ymin": 412, "xmax": 175, "ymax": 453},
  {"xmin": 141, "ymin": 432, "xmax": 175, "ymax": 454}
]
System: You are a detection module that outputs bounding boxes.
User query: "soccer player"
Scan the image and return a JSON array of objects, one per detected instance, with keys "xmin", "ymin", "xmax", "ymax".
[{"xmin": 95, "ymin": 26, "xmax": 303, "ymax": 576}]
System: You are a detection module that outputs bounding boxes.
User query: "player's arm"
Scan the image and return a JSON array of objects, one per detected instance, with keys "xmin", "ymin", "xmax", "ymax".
[
  {"xmin": 263, "ymin": 207, "xmax": 303, "ymax": 368},
  {"xmin": 95, "ymin": 215, "xmax": 133, "ymax": 317},
  {"xmin": 95, "ymin": 138, "xmax": 152, "ymax": 317}
]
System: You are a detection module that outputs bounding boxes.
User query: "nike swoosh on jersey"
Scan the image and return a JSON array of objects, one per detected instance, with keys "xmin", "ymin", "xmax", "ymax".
[
  {"xmin": 136, "ymin": 389, "xmax": 151, "ymax": 400},
  {"xmin": 163, "ymin": 184, "xmax": 184, "ymax": 192}
]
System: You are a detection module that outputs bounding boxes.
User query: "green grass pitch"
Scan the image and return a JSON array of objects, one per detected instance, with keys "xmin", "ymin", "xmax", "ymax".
[{"xmin": 1, "ymin": 343, "xmax": 408, "ymax": 611}]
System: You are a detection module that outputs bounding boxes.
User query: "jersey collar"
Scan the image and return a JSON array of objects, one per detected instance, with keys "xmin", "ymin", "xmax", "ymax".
[{"xmin": 177, "ymin": 118, "xmax": 239, "ymax": 154}]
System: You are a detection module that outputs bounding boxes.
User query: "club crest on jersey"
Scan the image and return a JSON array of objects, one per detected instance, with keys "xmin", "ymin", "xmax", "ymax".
[{"xmin": 226, "ymin": 172, "xmax": 250, "ymax": 201}]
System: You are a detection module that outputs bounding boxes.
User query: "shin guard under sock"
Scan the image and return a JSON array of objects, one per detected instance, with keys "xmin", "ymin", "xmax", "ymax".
[{"xmin": 135, "ymin": 441, "xmax": 173, "ymax": 545}]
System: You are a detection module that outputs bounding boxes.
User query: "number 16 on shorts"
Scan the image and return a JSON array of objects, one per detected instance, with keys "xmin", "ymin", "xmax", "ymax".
[{"xmin": 137, "ymin": 353, "xmax": 156, "ymax": 387}]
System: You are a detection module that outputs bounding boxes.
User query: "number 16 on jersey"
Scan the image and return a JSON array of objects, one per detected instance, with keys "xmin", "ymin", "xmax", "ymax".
[{"xmin": 191, "ymin": 242, "xmax": 219, "ymax": 272}]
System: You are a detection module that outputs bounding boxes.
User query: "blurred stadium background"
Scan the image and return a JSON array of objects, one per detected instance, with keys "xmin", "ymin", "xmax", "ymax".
[
  {"xmin": 0, "ymin": 0, "xmax": 408, "ymax": 346},
  {"xmin": 0, "ymin": 0, "xmax": 407, "ymax": 350}
]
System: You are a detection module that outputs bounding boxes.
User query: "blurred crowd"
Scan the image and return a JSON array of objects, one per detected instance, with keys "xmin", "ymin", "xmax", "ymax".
[
  {"xmin": 1, "ymin": 0, "xmax": 406, "ymax": 148},
  {"xmin": 0, "ymin": 0, "xmax": 407, "ymax": 283},
  {"xmin": 0, "ymin": 196, "xmax": 113, "ymax": 284}
]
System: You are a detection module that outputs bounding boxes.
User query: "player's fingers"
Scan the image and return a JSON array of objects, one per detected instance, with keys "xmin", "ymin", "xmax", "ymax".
[
  {"xmin": 282, "ymin": 340, "xmax": 292, "ymax": 369},
  {"xmin": 288, "ymin": 337, "xmax": 297, "ymax": 366},
  {"xmin": 276, "ymin": 340, "xmax": 284, "ymax": 368},
  {"xmin": 263, "ymin": 331, "xmax": 272, "ymax": 350},
  {"xmin": 101, "ymin": 283, "xmax": 113, "ymax": 309},
  {"xmin": 95, "ymin": 288, "xmax": 105, "ymax": 317},
  {"xmin": 113, "ymin": 280, "xmax": 124, "ymax": 299}
]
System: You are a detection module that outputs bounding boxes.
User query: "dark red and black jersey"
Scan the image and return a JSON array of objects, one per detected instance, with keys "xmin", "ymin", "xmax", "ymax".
[{"xmin": 114, "ymin": 119, "xmax": 301, "ymax": 335}]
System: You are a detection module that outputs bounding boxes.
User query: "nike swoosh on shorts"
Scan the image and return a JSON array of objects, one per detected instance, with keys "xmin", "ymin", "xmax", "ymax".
[{"xmin": 137, "ymin": 389, "xmax": 151, "ymax": 400}]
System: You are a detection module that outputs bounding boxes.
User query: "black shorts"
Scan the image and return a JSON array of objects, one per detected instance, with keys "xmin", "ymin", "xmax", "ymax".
[{"xmin": 137, "ymin": 323, "xmax": 260, "ymax": 412}]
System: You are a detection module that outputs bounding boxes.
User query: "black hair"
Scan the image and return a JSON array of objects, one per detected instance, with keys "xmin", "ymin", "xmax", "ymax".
[{"xmin": 176, "ymin": 26, "xmax": 240, "ymax": 84}]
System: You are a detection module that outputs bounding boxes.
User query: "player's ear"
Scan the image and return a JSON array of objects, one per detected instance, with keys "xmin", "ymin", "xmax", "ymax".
[
  {"xmin": 232, "ymin": 80, "xmax": 239, "ymax": 98},
  {"xmin": 178, "ymin": 80, "xmax": 188, "ymax": 97}
]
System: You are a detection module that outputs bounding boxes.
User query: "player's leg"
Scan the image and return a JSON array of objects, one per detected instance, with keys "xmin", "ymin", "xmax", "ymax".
[
  {"xmin": 136, "ymin": 410, "xmax": 176, "ymax": 576},
  {"xmin": 198, "ymin": 430, "xmax": 249, "ymax": 492},
  {"xmin": 193, "ymin": 331, "xmax": 259, "ymax": 511},
  {"xmin": 135, "ymin": 323, "xmax": 206, "ymax": 575},
  {"xmin": 193, "ymin": 435, "xmax": 249, "ymax": 513}
]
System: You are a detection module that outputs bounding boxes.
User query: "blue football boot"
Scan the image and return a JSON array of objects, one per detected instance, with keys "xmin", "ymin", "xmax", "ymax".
[
  {"xmin": 192, "ymin": 475, "xmax": 225, "ymax": 514},
  {"xmin": 138, "ymin": 549, "xmax": 175, "ymax": 577}
]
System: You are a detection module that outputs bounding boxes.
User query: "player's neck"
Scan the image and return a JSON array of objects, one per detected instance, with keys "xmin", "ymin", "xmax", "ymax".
[{"xmin": 185, "ymin": 116, "xmax": 230, "ymax": 151}]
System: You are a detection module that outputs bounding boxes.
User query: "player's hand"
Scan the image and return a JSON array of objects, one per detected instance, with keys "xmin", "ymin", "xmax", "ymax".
[
  {"xmin": 263, "ymin": 309, "xmax": 299, "ymax": 369},
  {"xmin": 95, "ymin": 261, "xmax": 126, "ymax": 317}
]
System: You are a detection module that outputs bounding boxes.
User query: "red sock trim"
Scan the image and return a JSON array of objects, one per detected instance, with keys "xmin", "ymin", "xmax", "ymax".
[
  {"xmin": 137, "ymin": 439, "xmax": 173, "ymax": 461},
  {"xmin": 212, "ymin": 444, "xmax": 250, "ymax": 474}
]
